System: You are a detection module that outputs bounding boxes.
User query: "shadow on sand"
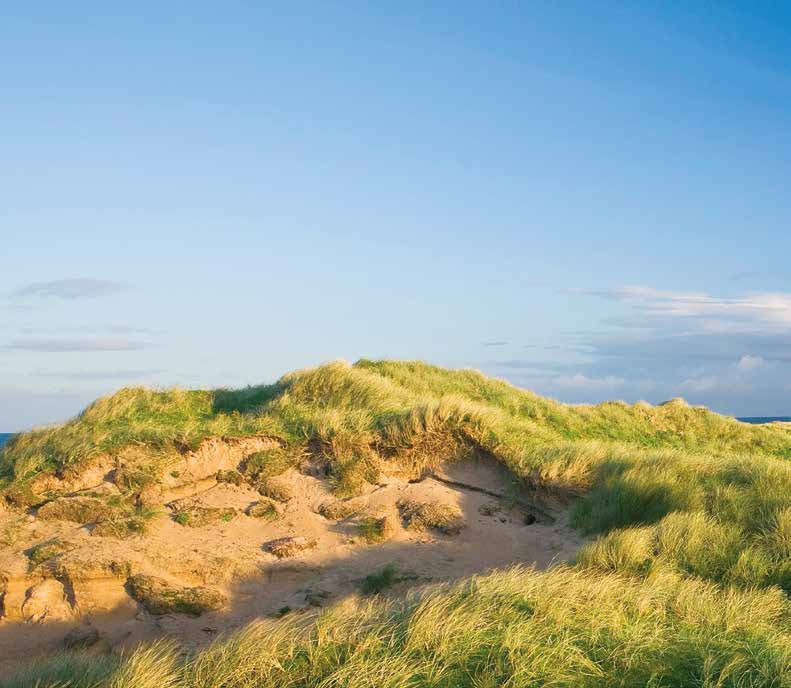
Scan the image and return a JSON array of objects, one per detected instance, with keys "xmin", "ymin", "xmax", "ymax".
[{"xmin": 0, "ymin": 462, "xmax": 584, "ymax": 682}]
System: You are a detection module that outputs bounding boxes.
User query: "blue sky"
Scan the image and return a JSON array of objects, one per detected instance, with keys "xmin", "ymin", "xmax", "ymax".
[{"xmin": 2, "ymin": 2, "xmax": 790, "ymax": 430}]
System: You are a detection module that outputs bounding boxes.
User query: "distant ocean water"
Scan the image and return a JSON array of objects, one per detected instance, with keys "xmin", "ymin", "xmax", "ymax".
[{"xmin": 0, "ymin": 433, "xmax": 13, "ymax": 448}]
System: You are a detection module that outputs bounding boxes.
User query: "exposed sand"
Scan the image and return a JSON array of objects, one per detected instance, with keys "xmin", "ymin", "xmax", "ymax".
[{"xmin": 0, "ymin": 455, "xmax": 583, "ymax": 678}]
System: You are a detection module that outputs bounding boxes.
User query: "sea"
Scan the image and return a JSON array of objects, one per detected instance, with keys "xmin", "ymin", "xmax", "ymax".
[{"xmin": 0, "ymin": 433, "xmax": 13, "ymax": 448}]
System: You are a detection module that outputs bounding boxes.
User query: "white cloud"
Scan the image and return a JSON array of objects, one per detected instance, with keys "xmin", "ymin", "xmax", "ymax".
[
  {"xmin": 737, "ymin": 354, "xmax": 765, "ymax": 371},
  {"xmin": 588, "ymin": 286, "xmax": 791, "ymax": 332}
]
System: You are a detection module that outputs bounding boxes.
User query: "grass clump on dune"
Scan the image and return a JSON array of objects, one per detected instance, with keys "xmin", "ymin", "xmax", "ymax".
[
  {"xmin": 171, "ymin": 506, "xmax": 236, "ymax": 528},
  {"xmin": 26, "ymin": 539, "xmax": 75, "ymax": 571},
  {"xmin": 357, "ymin": 513, "xmax": 397, "ymax": 544},
  {"xmin": 360, "ymin": 563, "xmax": 400, "ymax": 593},
  {"xmin": 317, "ymin": 497, "xmax": 366, "ymax": 520},
  {"xmin": 126, "ymin": 574, "xmax": 226, "ymax": 616},
  {"xmin": 246, "ymin": 498, "xmax": 281, "ymax": 521},
  {"xmin": 256, "ymin": 475, "xmax": 294, "ymax": 502},
  {"xmin": 397, "ymin": 498, "xmax": 466, "ymax": 535},
  {"xmin": 241, "ymin": 447, "xmax": 298, "ymax": 482},
  {"xmin": 91, "ymin": 505, "xmax": 159, "ymax": 538}
]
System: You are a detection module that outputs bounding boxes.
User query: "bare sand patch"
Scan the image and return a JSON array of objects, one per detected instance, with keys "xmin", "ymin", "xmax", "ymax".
[{"xmin": 0, "ymin": 454, "xmax": 583, "ymax": 677}]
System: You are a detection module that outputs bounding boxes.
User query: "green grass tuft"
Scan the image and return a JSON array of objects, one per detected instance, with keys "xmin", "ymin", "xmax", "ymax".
[
  {"xmin": 361, "ymin": 563, "xmax": 400, "ymax": 594},
  {"xmin": 357, "ymin": 514, "xmax": 396, "ymax": 544}
]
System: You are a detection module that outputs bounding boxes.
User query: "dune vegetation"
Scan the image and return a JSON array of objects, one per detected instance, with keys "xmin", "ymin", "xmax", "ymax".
[{"xmin": 2, "ymin": 360, "xmax": 791, "ymax": 687}]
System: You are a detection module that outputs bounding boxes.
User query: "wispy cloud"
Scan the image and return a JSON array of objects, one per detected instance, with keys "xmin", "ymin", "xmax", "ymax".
[
  {"xmin": 14, "ymin": 279, "xmax": 127, "ymax": 300},
  {"xmin": 18, "ymin": 324, "xmax": 159, "ymax": 336},
  {"xmin": 4, "ymin": 338, "xmax": 153, "ymax": 352},
  {"xmin": 585, "ymin": 286, "xmax": 791, "ymax": 332},
  {"xmin": 35, "ymin": 368, "xmax": 165, "ymax": 381},
  {"xmin": 482, "ymin": 340, "xmax": 508, "ymax": 347}
]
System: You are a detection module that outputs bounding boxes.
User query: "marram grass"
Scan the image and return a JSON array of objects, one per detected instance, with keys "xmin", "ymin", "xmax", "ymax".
[
  {"xmin": 5, "ymin": 567, "xmax": 790, "ymax": 688},
  {"xmin": 3, "ymin": 359, "xmax": 789, "ymax": 486},
  {"xmin": 2, "ymin": 360, "xmax": 791, "ymax": 687}
]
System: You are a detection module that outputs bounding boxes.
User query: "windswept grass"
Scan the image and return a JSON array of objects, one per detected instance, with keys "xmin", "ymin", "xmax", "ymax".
[
  {"xmin": 2, "ymin": 360, "xmax": 791, "ymax": 686},
  {"xmin": 3, "ymin": 360, "xmax": 788, "ymax": 486},
  {"xmin": 570, "ymin": 446, "xmax": 791, "ymax": 593},
  {"xmin": 7, "ymin": 566, "xmax": 791, "ymax": 688}
]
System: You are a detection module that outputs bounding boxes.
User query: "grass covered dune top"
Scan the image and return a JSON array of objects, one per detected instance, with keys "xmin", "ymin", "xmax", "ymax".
[
  {"xmin": 2, "ymin": 360, "xmax": 791, "ymax": 687},
  {"xmin": 3, "ymin": 359, "xmax": 789, "ymax": 487}
]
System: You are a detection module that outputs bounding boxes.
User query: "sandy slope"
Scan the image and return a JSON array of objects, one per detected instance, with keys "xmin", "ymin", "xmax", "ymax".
[{"xmin": 0, "ymin": 453, "xmax": 582, "ymax": 677}]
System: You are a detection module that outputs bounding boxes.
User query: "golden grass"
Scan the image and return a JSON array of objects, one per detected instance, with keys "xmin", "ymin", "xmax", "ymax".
[
  {"xmin": 8, "ymin": 566, "xmax": 790, "ymax": 687},
  {"xmin": 4, "ymin": 359, "xmax": 787, "ymax": 488},
  {"xmin": 2, "ymin": 360, "xmax": 791, "ymax": 685}
]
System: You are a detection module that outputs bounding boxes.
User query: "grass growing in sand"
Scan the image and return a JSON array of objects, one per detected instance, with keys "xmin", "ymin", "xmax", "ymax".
[
  {"xmin": 126, "ymin": 574, "xmax": 226, "ymax": 616},
  {"xmin": 6, "ymin": 567, "xmax": 790, "ymax": 688},
  {"xmin": 397, "ymin": 499, "xmax": 466, "ymax": 535},
  {"xmin": 26, "ymin": 539, "xmax": 75, "ymax": 570},
  {"xmin": 357, "ymin": 513, "xmax": 396, "ymax": 544},
  {"xmin": 245, "ymin": 498, "xmax": 281, "ymax": 521},
  {"xmin": 360, "ymin": 563, "xmax": 400, "ymax": 593},
  {"xmin": 2, "ymin": 360, "xmax": 791, "ymax": 686},
  {"xmin": 317, "ymin": 497, "xmax": 365, "ymax": 520}
]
